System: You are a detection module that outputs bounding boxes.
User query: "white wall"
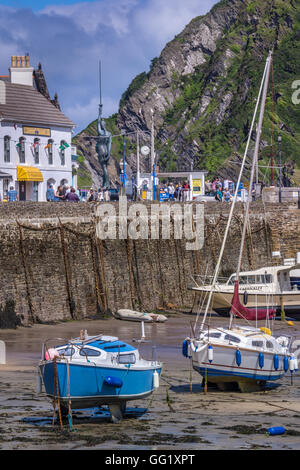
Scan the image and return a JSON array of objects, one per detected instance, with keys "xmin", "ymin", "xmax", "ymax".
[{"xmin": 0, "ymin": 122, "xmax": 73, "ymax": 201}]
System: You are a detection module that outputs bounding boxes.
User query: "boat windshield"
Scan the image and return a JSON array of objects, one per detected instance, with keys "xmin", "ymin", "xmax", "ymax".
[{"xmin": 228, "ymin": 274, "xmax": 273, "ymax": 285}]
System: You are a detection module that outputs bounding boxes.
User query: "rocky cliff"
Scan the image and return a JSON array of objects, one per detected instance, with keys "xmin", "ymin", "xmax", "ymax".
[{"xmin": 74, "ymin": 0, "xmax": 300, "ymax": 184}]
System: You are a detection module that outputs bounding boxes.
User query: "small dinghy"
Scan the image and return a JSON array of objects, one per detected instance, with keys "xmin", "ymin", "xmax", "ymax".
[
  {"xmin": 114, "ymin": 309, "xmax": 167, "ymax": 323},
  {"xmin": 38, "ymin": 330, "xmax": 162, "ymax": 423}
]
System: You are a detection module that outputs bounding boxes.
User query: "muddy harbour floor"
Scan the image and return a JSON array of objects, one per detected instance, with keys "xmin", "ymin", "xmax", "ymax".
[{"xmin": 1, "ymin": 312, "xmax": 300, "ymax": 451}]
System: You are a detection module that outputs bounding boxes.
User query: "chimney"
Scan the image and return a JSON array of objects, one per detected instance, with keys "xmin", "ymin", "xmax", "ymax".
[{"xmin": 9, "ymin": 54, "xmax": 34, "ymax": 86}]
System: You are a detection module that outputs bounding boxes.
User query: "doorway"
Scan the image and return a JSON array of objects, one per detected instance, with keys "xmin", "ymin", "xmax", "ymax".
[{"xmin": 19, "ymin": 182, "xmax": 26, "ymax": 201}]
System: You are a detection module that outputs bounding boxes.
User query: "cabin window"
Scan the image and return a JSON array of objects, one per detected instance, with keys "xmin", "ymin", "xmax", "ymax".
[
  {"xmin": 224, "ymin": 334, "xmax": 240, "ymax": 343},
  {"xmin": 58, "ymin": 346, "xmax": 75, "ymax": 356},
  {"xmin": 118, "ymin": 353, "xmax": 136, "ymax": 364},
  {"xmin": 79, "ymin": 347, "xmax": 101, "ymax": 357},
  {"xmin": 205, "ymin": 332, "xmax": 221, "ymax": 339},
  {"xmin": 266, "ymin": 341, "xmax": 273, "ymax": 349},
  {"xmin": 261, "ymin": 274, "xmax": 272, "ymax": 284},
  {"xmin": 4, "ymin": 135, "xmax": 10, "ymax": 162},
  {"xmin": 252, "ymin": 340, "xmax": 263, "ymax": 347},
  {"xmin": 230, "ymin": 274, "xmax": 273, "ymax": 285}
]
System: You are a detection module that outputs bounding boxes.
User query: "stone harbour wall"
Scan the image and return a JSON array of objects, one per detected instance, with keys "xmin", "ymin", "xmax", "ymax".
[{"xmin": 0, "ymin": 201, "xmax": 299, "ymax": 327}]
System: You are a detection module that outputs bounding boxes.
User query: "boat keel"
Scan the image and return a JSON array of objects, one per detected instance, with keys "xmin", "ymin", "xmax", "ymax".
[{"xmin": 108, "ymin": 402, "xmax": 126, "ymax": 423}]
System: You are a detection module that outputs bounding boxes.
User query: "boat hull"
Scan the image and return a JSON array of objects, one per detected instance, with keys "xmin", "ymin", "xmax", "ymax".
[
  {"xmin": 192, "ymin": 288, "xmax": 300, "ymax": 318},
  {"xmin": 39, "ymin": 361, "xmax": 161, "ymax": 410},
  {"xmin": 191, "ymin": 343, "xmax": 286, "ymax": 385}
]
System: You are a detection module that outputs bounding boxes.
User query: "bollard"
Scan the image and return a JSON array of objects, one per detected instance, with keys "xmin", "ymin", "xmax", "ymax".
[{"xmin": 0, "ymin": 340, "xmax": 6, "ymax": 364}]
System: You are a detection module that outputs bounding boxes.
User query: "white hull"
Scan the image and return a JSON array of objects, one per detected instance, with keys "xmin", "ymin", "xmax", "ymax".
[
  {"xmin": 191, "ymin": 341, "xmax": 285, "ymax": 384},
  {"xmin": 191, "ymin": 286, "xmax": 300, "ymax": 317},
  {"xmin": 183, "ymin": 326, "xmax": 291, "ymax": 391},
  {"xmin": 114, "ymin": 309, "xmax": 167, "ymax": 323}
]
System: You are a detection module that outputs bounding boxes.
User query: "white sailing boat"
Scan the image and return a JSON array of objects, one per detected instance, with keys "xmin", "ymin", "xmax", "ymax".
[
  {"xmin": 189, "ymin": 262, "xmax": 300, "ymax": 319},
  {"xmin": 182, "ymin": 51, "xmax": 295, "ymax": 392}
]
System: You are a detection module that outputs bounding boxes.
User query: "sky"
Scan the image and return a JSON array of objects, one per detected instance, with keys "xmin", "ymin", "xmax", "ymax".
[{"xmin": 0, "ymin": 0, "xmax": 218, "ymax": 133}]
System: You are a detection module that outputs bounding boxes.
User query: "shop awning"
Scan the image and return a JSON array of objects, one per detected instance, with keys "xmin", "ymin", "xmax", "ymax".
[{"xmin": 17, "ymin": 166, "xmax": 43, "ymax": 182}]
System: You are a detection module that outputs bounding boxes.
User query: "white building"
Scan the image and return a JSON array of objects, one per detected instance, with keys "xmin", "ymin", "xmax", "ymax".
[{"xmin": 0, "ymin": 55, "xmax": 76, "ymax": 201}]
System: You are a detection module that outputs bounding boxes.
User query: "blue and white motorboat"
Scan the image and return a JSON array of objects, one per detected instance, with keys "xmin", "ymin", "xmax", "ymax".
[
  {"xmin": 38, "ymin": 330, "xmax": 162, "ymax": 422},
  {"xmin": 183, "ymin": 326, "xmax": 294, "ymax": 392},
  {"xmin": 182, "ymin": 52, "xmax": 295, "ymax": 393}
]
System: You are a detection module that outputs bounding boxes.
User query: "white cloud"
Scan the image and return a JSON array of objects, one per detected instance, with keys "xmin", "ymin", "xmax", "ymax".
[
  {"xmin": 40, "ymin": 0, "xmax": 138, "ymax": 35},
  {"xmin": 0, "ymin": 0, "xmax": 218, "ymax": 132},
  {"xmin": 133, "ymin": 0, "xmax": 216, "ymax": 48}
]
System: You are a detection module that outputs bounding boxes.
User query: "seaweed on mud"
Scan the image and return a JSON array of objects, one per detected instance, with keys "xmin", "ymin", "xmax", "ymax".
[
  {"xmin": 182, "ymin": 426, "xmax": 197, "ymax": 434},
  {"xmin": 286, "ymin": 429, "xmax": 300, "ymax": 436},
  {"xmin": 222, "ymin": 425, "xmax": 267, "ymax": 435},
  {"xmin": 174, "ymin": 435, "xmax": 210, "ymax": 444}
]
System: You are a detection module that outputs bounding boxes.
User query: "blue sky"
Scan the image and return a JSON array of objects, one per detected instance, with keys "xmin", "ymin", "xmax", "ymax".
[{"xmin": 0, "ymin": 0, "xmax": 217, "ymax": 133}]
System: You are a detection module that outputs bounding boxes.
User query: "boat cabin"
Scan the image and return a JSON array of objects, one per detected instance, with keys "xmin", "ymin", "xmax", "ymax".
[
  {"xmin": 200, "ymin": 327, "xmax": 289, "ymax": 353},
  {"xmin": 226, "ymin": 265, "xmax": 300, "ymax": 293}
]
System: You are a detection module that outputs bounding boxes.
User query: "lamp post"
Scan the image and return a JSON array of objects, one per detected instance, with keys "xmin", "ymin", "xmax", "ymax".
[
  {"xmin": 278, "ymin": 133, "xmax": 282, "ymax": 203},
  {"xmin": 121, "ymin": 129, "xmax": 127, "ymax": 191},
  {"xmin": 150, "ymin": 109, "xmax": 155, "ymax": 201}
]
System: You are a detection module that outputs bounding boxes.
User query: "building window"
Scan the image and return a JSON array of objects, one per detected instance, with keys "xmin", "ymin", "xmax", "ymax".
[
  {"xmin": 47, "ymin": 139, "xmax": 53, "ymax": 165},
  {"xmin": 18, "ymin": 137, "xmax": 26, "ymax": 163},
  {"xmin": 33, "ymin": 138, "xmax": 40, "ymax": 164},
  {"xmin": 4, "ymin": 136, "xmax": 10, "ymax": 162},
  {"xmin": 59, "ymin": 140, "xmax": 66, "ymax": 166},
  {"xmin": 3, "ymin": 179, "xmax": 10, "ymax": 199}
]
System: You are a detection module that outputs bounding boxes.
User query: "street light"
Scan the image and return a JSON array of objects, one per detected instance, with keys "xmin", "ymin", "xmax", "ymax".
[
  {"xmin": 278, "ymin": 133, "xmax": 282, "ymax": 203},
  {"xmin": 121, "ymin": 129, "xmax": 127, "ymax": 189}
]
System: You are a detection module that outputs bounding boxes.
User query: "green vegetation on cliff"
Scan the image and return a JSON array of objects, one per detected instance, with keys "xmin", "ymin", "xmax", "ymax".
[{"xmin": 156, "ymin": 0, "xmax": 300, "ymax": 178}]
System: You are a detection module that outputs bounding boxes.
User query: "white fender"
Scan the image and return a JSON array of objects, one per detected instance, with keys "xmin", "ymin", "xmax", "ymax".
[
  {"xmin": 208, "ymin": 345, "xmax": 213, "ymax": 363},
  {"xmin": 153, "ymin": 370, "xmax": 159, "ymax": 389}
]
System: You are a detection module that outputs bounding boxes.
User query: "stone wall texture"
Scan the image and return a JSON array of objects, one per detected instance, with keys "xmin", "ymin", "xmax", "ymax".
[{"xmin": 0, "ymin": 201, "xmax": 299, "ymax": 327}]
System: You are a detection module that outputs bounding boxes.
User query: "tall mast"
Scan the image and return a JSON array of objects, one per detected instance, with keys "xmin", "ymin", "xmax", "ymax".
[
  {"xmin": 235, "ymin": 50, "xmax": 272, "ymax": 280},
  {"xmin": 99, "ymin": 60, "xmax": 103, "ymax": 117},
  {"xmin": 199, "ymin": 52, "xmax": 270, "ymax": 333}
]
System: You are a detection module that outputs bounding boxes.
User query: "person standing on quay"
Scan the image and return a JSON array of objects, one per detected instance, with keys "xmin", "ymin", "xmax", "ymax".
[
  {"xmin": 66, "ymin": 187, "xmax": 80, "ymax": 202},
  {"xmin": 7, "ymin": 186, "xmax": 18, "ymax": 201},
  {"xmin": 46, "ymin": 184, "xmax": 55, "ymax": 202}
]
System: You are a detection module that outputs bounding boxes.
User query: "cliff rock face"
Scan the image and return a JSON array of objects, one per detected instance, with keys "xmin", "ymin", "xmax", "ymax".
[
  {"xmin": 116, "ymin": 0, "xmax": 300, "ymax": 178},
  {"xmin": 75, "ymin": 0, "xmax": 300, "ymax": 183}
]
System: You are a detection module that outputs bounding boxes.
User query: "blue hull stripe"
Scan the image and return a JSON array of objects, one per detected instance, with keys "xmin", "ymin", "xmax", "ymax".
[{"xmin": 193, "ymin": 365, "xmax": 284, "ymax": 382}]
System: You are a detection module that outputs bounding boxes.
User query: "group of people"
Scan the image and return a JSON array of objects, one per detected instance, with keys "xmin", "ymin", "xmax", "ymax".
[
  {"xmin": 46, "ymin": 185, "xmax": 111, "ymax": 202},
  {"xmin": 160, "ymin": 181, "xmax": 191, "ymax": 201},
  {"xmin": 86, "ymin": 187, "xmax": 111, "ymax": 202},
  {"xmin": 205, "ymin": 177, "xmax": 233, "ymax": 202},
  {"xmin": 46, "ymin": 184, "xmax": 80, "ymax": 202}
]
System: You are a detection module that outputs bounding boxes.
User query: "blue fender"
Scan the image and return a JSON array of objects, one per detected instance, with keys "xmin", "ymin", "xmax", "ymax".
[
  {"xmin": 258, "ymin": 352, "xmax": 264, "ymax": 369},
  {"xmin": 236, "ymin": 349, "xmax": 241, "ymax": 367},
  {"xmin": 273, "ymin": 354, "xmax": 279, "ymax": 371},
  {"xmin": 104, "ymin": 376, "xmax": 123, "ymax": 388}
]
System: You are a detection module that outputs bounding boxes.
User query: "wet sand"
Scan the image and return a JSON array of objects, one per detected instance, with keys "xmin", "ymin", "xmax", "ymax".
[{"xmin": 0, "ymin": 312, "xmax": 300, "ymax": 450}]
